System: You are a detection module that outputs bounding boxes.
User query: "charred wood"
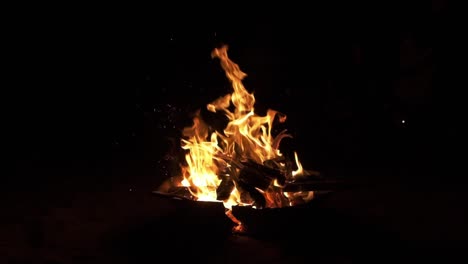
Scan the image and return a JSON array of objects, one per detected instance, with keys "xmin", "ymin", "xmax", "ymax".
[
  {"xmin": 238, "ymin": 165, "xmax": 273, "ymax": 191},
  {"xmin": 152, "ymin": 186, "xmax": 194, "ymax": 201},
  {"xmin": 238, "ymin": 159, "xmax": 286, "ymax": 189},
  {"xmin": 265, "ymin": 186, "xmax": 290, "ymax": 208},
  {"xmin": 216, "ymin": 177, "xmax": 235, "ymax": 200},
  {"xmin": 263, "ymin": 158, "xmax": 284, "ymax": 170},
  {"xmin": 237, "ymin": 180, "xmax": 266, "ymax": 209},
  {"xmin": 282, "ymin": 180, "xmax": 349, "ymax": 192},
  {"xmin": 241, "ymin": 160, "xmax": 284, "ymax": 180}
]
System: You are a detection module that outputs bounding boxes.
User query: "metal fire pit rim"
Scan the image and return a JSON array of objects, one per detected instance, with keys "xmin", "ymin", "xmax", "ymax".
[{"xmin": 151, "ymin": 190, "xmax": 334, "ymax": 210}]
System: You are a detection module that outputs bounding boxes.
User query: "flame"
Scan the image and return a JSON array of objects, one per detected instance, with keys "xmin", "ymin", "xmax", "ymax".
[
  {"xmin": 179, "ymin": 112, "xmax": 221, "ymax": 201},
  {"xmin": 177, "ymin": 45, "xmax": 312, "ymax": 214},
  {"xmin": 208, "ymin": 46, "xmax": 286, "ymax": 164},
  {"xmin": 292, "ymin": 151, "xmax": 304, "ymax": 177}
]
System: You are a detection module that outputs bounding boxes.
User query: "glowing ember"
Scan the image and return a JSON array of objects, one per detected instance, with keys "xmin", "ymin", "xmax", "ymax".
[{"xmin": 159, "ymin": 45, "xmax": 318, "ymax": 231}]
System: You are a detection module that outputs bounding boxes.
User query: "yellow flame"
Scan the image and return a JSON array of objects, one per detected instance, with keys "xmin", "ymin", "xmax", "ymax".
[
  {"xmin": 179, "ymin": 113, "xmax": 222, "ymax": 202},
  {"xmin": 292, "ymin": 151, "xmax": 304, "ymax": 177},
  {"xmin": 209, "ymin": 46, "xmax": 284, "ymax": 164}
]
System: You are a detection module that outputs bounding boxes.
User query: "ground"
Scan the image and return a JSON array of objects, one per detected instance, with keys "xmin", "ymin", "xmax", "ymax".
[{"xmin": 4, "ymin": 156, "xmax": 467, "ymax": 263}]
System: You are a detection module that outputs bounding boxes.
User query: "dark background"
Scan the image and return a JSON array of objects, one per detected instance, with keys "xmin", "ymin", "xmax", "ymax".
[{"xmin": 5, "ymin": 2, "xmax": 464, "ymax": 263}]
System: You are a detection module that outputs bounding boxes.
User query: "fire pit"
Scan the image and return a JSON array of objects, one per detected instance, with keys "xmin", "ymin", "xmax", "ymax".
[{"xmin": 155, "ymin": 45, "xmax": 344, "ymax": 234}]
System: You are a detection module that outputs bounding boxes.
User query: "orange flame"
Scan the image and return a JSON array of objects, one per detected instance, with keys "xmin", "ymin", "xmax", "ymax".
[{"xmin": 178, "ymin": 45, "xmax": 311, "ymax": 211}]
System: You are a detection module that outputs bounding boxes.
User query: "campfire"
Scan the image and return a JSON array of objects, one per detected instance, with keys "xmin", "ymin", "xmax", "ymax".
[{"xmin": 155, "ymin": 45, "xmax": 326, "ymax": 233}]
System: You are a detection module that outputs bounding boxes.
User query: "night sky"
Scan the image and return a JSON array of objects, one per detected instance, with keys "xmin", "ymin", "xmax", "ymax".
[
  {"xmin": 5, "ymin": 2, "xmax": 465, "ymax": 263},
  {"xmin": 12, "ymin": 4, "xmax": 438, "ymax": 181}
]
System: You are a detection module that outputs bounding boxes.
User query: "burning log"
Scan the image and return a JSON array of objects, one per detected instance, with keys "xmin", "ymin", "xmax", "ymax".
[
  {"xmin": 216, "ymin": 176, "xmax": 235, "ymax": 200},
  {"xmin": 152, "ymin": 186, "xmax": 194, "ymax": 201},
  {"xmin": 262, "ymin": 158, "xmax": 283, "ymax": 171},
  {"xmin": 215, "ymin": 155, "xmax": 287, "ymax": 191},
  {"xmin": 241, "ymin": 160, "xmax": 285, "ymax": 180},
  {"xmin": 282, "ymin": 180, "xmax": 349, "ymax": 192},
  {"xmin": 235, "ymin": 159, "xmax": 287, "ymax": 191},
  {"xmin": 238, "ymin": 165, "xmax": 273, "ymax": 191},
  {"xmin": 264, "ymin": 186, "xmax": 290, "ymax": 208},
  {"xmin": 237, "ymin": 180, "xmax": 266, "ymax": 209},
  {"xmin": 285, "ymin": 191, "xmax": 314, "ymax": 206}
]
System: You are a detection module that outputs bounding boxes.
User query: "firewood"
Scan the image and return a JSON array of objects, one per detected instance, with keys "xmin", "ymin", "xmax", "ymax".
[
  {"xmin": 282, "ymin": 180, "xmax": 348, "ymax": 192},
  {"xmin": 152, "ymin": 186, "xmax": 194, "ymax": 201},
  {"xmin": 237, "ymin": 159, "xmax": 286, "ymax": 190},
  {"xmin": 216, "ymin": 177, "xmax": 235, "ymax": 200},
  {"xmin": 263, "ymin": 160, "xmax": 287, "ymax": 186},
  {"xmin": 239, "ymin": 188, "xmax": 254, "ymax": 204},
  {"xmin": 241, "ymin": 159, "xmax": 284, "ymax": 180},
  {"xmin": 238, "ymin": 165, "xmax": 273, "ymax": 191},
  {"xmin": 237, "ymin": 180, "xmax": 266, "ymax": 209},
  {"xmin": 264, "ymin": 186, "xmax": 290, "ymax": 208},
  {"xmin": 262, "ymin": 157, "xmax": 285, "ymax": 170}
]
